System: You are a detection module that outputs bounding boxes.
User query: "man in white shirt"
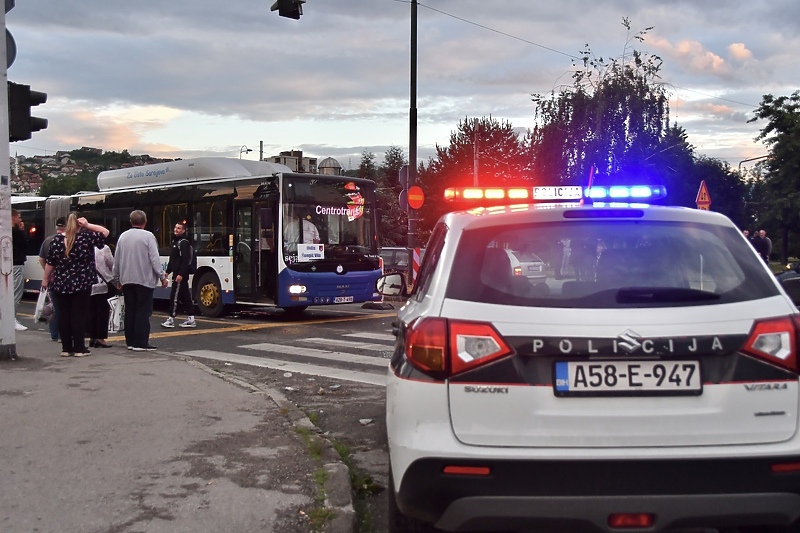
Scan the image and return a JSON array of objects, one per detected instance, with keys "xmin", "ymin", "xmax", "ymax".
[{"xmin": 284, "ymin": 214, "xmax": 320, "ymax": 252}]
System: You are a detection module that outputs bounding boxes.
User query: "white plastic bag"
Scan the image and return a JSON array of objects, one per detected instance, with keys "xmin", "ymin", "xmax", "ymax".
[
  {"xmin": 34, "ymin": 289, "xmax": 49, "ymax": 322},
  {"xmin": 108, "ymin": 296, "xmax": 125, "ymax": 333}
]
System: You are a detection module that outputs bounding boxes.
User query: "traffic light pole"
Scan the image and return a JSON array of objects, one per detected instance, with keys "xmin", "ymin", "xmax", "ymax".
[
  {"xmin": 407, "ymin": 0, "xmax": 418, "ymax": 253},
  {"xmin": 1, "ymin": 4, "xmax": 18, "ymax": 360}
]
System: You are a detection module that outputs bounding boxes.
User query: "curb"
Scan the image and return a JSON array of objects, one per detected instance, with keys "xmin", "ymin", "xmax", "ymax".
[{"xmin": 182, "ymin": 357, "xmax": 356, "ymax": 533}]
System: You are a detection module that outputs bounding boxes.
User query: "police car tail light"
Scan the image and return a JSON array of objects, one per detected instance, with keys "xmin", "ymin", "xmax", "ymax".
[
  {"xmin": 449, "ymin": 321, "xmax": 513, "ymax": 376},
  {"xmin": 405, "ymin": 319, "xmax": 513, "ymax": 377},
  {"xmin": 406, "ymin": 317, "xmax": 448, "ymax": 375},
  {"xmin": 742, "ymin": 316, "xmax": 800, "ymax": 374},
  {"xmin": 513, "ymin": 266, "xmax": 523, "ymax": 276}
]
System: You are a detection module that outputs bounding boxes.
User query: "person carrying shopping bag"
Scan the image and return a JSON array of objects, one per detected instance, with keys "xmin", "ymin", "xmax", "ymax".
[{"xmin": 88, "ymin": 244, "xmax": 116, "ymax": 348}]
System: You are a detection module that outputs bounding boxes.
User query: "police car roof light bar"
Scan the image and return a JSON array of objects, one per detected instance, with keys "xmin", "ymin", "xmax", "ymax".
[{"xmin": 443, "ymin": 185, "xmax": 666, "ymax": 204}]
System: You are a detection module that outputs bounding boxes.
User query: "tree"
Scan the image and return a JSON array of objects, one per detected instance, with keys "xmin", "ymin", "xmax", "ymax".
[
  {"xmin": 377, "ymin": 146, "xmax": 408, "ymax": 246},
  {"xmin": 749, "ymin": 91, "xmax": 800, "ymax": 263},
  {"xmin": 358, "ymin": 150, "xmax": 377, "ymax": 181},
  {"xmin": 417, "ymin": 116, "xmax": 529, "ymax": 238},
  {"xmin": 529, "ymin": 19, "xmax": 670, "ymax": 186},
  {"xmin": 40, "ymin": 171, "xmax": 99, "ymax": 196}
]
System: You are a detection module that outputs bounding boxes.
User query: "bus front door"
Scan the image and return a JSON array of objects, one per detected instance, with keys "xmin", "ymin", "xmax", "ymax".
[
  {"xmin": 234, "ymin": 203, "xmax": 276, "ymax": 304},
  {"xmin": 258, "ymin": 207, "xmax": 277, "ymax": 302},
  {"xmin": 234, "ymin": 204, "xmax": 256, "ymax": 300}
]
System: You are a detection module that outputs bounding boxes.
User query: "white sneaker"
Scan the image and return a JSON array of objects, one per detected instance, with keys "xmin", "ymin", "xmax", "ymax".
[
  {"xmin": 15, "ymin": 320, "xmax": 27, "ymax": 331},
  {"xmin": 179, "ymin": 318, "xmax": 196, "ymax": 328},
  {"xmin": 161, "ymin": 317, "xmax": 175, "ymax": 328}
]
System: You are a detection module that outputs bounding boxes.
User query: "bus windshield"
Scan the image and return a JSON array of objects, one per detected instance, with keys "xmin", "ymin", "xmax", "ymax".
[{"xmin": 281, "ymin": 176, "xmax": 376, "ymax": 264}]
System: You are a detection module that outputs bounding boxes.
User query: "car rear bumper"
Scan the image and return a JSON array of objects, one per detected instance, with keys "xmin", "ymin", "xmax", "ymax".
[{"xmin": 397, "ymin": 456, "xmax": 800, "ymax": 532}]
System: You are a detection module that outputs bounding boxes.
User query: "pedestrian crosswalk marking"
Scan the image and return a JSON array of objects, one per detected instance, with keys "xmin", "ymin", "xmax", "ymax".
[
  {"xmin": 343, "ymin": 332, "xmax": 395, "ymax": 342},
  {"xmin": 240, "ymin": 342, "xmax": 390, "ymax": 367},
  {"xmin": 178, "ymin": 350, "xmax": 387, "ymax": 386},
  {"xmin": 303, "ymin": 337, "xmax": 391, "ymax": 351}
]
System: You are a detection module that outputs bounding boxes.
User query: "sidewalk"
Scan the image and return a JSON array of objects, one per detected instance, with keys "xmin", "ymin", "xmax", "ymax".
[{"xmin": 0, "ymin": 325, "xmax": 355, "ymax": 533}]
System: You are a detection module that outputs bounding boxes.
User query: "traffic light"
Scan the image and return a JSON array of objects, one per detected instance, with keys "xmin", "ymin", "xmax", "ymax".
[
  {"xmin": 270, "ymin": 0, "xmax": 305, "ymax": 19},
  {"xmin": 8, "ymin": 81, "xmax": 48, "ymax": 142}
]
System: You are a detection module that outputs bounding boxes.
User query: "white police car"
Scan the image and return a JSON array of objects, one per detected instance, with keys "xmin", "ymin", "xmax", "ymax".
[{"xmin": 379, "ymin": 185, "xmax": 800, "ymax": 533}]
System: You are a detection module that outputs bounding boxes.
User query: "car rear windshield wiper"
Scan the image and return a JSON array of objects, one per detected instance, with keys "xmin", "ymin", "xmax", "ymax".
[{"xmin": 616, "ymin": 287, "xmax": 721, "ymax": 303}]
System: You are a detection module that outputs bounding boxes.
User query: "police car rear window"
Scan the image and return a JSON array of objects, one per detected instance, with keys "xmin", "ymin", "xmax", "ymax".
[{"xmin": 446, "ymin": 220, "xmax": 779, "ymax": 308}]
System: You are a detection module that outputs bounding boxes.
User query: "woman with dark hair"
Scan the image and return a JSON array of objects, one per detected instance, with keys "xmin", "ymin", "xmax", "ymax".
[{"xmin": 42, "ymin": 213, "xmax": 110, "ymax": 357}]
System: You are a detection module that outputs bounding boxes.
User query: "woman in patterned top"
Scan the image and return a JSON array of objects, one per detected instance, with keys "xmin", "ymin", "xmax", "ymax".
[{"xmin": 42, "ymin": 213, "xmax": 110, "ymax": 357}]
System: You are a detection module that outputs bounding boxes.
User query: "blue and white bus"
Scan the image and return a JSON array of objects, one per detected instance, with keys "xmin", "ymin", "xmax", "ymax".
[{"xmin": 13, "ymin": 157, "xmax": 383, "ymax": 316}]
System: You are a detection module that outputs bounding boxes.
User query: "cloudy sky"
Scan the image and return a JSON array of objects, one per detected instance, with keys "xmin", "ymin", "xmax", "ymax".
[{"xmin": 6, "ymin": 0, "xmax": 799, "ymax": 171}]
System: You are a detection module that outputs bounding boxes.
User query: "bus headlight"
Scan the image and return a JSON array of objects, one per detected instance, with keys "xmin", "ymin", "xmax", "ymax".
[{"xmin": 288, "ymin": 284, "xmax": 307, "ymax": 294}]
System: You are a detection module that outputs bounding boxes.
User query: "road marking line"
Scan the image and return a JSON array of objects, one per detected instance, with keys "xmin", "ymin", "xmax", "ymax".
[
  {"xmin": 303, "ymin": 337, "xmax": 391, "ymax": 351},
  {"xmin": 240, "ymin": 342, "xmax": 390, "ymax": 367},
  {"xmin": 343, "ymin": 332, "xmax": 396, "ymax": 342},
  {"xmin": 106, "ymin": 311, "xmax": 398, "ymax": 342},
  {"xmin": 177, "ymin": 350, "xmax": 387, "ymax": 387}
]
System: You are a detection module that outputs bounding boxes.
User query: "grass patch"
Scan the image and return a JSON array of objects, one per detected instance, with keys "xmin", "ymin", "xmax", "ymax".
[
  {"xmin": 295, "ymin": 427, "xmax": 333, "ymax": 531},
  {"xmin": 326, "ymin": 433, "xmax": 384, "ymax": 532}
]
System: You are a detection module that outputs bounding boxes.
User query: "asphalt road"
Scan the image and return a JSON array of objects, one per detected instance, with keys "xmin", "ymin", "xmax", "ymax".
[{"xmin": 11, "ymin": 296, "xmax": 395, "ymax": 533}]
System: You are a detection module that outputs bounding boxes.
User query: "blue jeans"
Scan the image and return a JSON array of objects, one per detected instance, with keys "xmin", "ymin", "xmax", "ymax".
[{"xmin": 122, "ymin": 284, "xmax": 154, "ymax": 349}]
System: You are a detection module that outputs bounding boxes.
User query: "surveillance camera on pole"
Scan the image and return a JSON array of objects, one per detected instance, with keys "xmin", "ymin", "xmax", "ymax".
[{"xmin": 270, "ymin": 0, "xmax": 305, "ymax": 20}]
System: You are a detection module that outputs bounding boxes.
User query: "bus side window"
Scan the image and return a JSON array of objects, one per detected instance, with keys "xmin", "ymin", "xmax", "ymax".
[{"xmin": 207, "ymin": 234, "xmax": 223, "ymax": 252}]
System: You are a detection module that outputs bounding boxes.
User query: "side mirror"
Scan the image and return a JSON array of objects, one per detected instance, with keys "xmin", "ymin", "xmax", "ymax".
[{"xmin": 376, "ymin": 273, "xmax": 406, "ymax": 296}]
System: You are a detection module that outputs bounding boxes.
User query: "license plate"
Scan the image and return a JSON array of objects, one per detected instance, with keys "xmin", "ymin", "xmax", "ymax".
[
  {"xmin": 528, "ymin": 266, "xmax": 541, "ymax": 272},
  {"xmin": 554, "ymin": 360, "xmax": 702, "ymax": 396},
  {"xmin": 334, "ymin": 296, "xmax": 354, "ymax": 303}
]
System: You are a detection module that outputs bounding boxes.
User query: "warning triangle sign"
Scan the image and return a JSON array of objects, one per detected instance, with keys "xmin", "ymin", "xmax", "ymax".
[{"xmin": 696, "ymin": 180, "xmax": 711, "ymax": 208}]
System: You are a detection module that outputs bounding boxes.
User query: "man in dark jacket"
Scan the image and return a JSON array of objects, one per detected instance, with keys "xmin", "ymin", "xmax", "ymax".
[
  {"xmin": 752, "ymin": 229, "xmax": 772, "ymax": 264},
  {"xmin": 162, "ymin": 222, "xmax": 197, "ymax": 328},
  {"xmin": 12, "ymin": 209, "xmax": 28, "ymax": 331}
]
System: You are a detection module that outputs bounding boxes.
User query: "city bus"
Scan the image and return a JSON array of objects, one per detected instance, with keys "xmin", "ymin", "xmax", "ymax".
[{"xmin": 12, "ymin": 157, "xmax": 383, "ymax": 316}]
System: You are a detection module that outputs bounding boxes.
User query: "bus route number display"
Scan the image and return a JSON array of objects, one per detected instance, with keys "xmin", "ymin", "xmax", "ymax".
[{"xmin": 298, "ymin": 244, "xmax": 324, "ymax": 262}]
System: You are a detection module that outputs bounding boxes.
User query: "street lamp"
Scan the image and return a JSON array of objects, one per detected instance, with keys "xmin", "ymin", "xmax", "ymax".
[{"xmin": 239, "ymin": 145, "xmax": 253, "ymax": 159}]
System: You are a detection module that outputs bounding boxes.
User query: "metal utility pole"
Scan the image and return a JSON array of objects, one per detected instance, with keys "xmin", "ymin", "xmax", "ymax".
[
  {"xmin": 1, "ymin": 2, "xmax": 18, "ymax": 360},
  {"xmin": 407, "ymin": 0, "xmax": 418, "ymax": 250},
  {"xmin": 473, "ymin": 121, "xmax": 479, "ymax": 186}
]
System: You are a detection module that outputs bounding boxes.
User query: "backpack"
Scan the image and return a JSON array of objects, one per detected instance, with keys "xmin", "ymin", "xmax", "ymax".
[{"xmin": 181, "ymin": 239, "xmax": 197, "ymax": 274}]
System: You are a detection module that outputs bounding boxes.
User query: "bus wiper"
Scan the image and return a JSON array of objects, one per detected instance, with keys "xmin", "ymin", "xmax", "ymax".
[{"xmin": 616, "ymin": 287, "xmax": 720, "ymax": 303}]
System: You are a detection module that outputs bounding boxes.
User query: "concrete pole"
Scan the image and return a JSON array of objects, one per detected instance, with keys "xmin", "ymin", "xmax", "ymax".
[{"xmin": 1, "ymin": 3, "xmax": 19, "ymax": 360}]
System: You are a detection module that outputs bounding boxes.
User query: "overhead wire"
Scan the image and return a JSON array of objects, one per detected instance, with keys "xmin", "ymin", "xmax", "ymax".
[{"xmin": 392, "ymin": 0, "xmax": 760, "ymax": 110}]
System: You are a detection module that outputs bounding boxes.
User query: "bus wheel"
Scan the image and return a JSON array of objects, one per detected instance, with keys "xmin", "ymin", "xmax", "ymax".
[{"xmin": 196, "ymin": 272, "xmax": 224, "ymax": 317}]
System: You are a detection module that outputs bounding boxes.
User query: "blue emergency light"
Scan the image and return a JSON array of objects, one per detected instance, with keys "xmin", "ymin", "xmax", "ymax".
[{"xmin": 583, "ymin": 185, "xmax": 666, "ymax": 200}]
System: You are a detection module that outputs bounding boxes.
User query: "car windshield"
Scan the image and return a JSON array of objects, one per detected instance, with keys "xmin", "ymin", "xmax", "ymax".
[
  {"xmin": 446, "ymin": 219, "xmax": 780, "ymax": 308},
  {"xmin": 380, "ymin": 248, "xmax": 408, "ymax": 267}
]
